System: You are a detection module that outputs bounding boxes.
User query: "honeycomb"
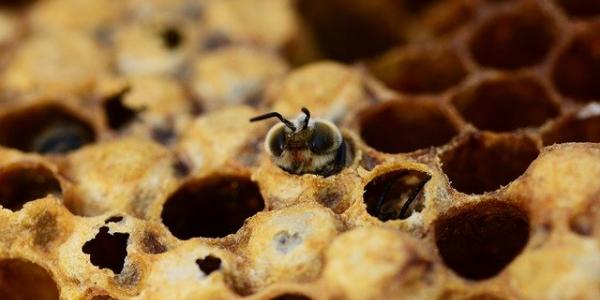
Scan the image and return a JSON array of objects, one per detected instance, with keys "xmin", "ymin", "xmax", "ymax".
[{"xmin": 0, "ymin": 0, "xmax": 599, "ymax": 299}]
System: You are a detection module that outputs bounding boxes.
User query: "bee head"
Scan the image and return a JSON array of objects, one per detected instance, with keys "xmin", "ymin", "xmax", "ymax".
[{"xmin": 250, "ymin": 108, "xmax": 343, "ymax": 174}]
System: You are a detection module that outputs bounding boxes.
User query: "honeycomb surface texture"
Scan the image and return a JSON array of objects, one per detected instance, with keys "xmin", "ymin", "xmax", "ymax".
[{"xmin": 0, "ymin": 0, "xmax": 598, "ymax": 299}]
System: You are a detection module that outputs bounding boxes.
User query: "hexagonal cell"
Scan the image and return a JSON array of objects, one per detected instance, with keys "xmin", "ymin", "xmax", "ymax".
[
  {"xmin": 420, "ymin": 0, "xmax": 476, "ymax": 37},
  {"xmin": 161, "ymin": 175, "xmax": 264, "ymax": 239},
  {"xmin": 440, "ymin": 134, "xmax": 539, "ymax": 194},
  {"xmin": 435, "ymin": 200, "xmax": 529, "ymax": 280},
  {"xmin": 295, "ymin": 0, "xmax": 403, "ymax": 62},
  {"xmin": 369, "ymin": 45, "xmax": 468, "ymax": 94},
  {"xmin": 554, "ymin": 0, "xmax": 600, "ymax": 19},
  {"xmin": 0, "ymin": 104, "xmax": 96, "ymax": 154},
  {"xmin": 358, "ymin": 99, "xmax": 461, "ymax": 153},
  {"xmin": 451, "ymin": 76, "xmax": 560, "ymax": 132},
  {"xmin": 0, "ymin": 163, "xmax": 62, "ymax": 211},
  {"xmin": 469, "ymin": 3, "xmax": 558, "ymax": 69},
  {"xmin": 364, "ymin": 169, "xmax": 431, "ymax": 221},
  {"xmin": 551, "ymin": 24, "xmax": 600, "ymax": 102},
  {"xmin": 543, "ymin": 105, "xmax": 600, "ymax": 144},
  {"xmin": 0, "ymin": 258, "xmax": 60, "ymax": 300}
]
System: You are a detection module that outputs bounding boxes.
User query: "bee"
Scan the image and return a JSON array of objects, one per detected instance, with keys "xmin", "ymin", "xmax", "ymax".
[{"xmin": 250, "ymin": 107, "xmax": 350, "ymax": 176}]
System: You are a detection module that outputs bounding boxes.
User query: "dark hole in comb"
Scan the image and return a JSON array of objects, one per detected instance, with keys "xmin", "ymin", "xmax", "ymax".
[
  {"xmin": 469, "ymin": 3, "xmax": 557, "ymax": 69},
  {"xmin": 271, "ymin": 293, "xmax": 312, "ymax": 300},
  {"xmin": 0, "ymin": 259, "xmax": 60, "ymax": 300},
  {"xmin": 369, "ymin": 45, "xmax": 467, "ymax": 94},
  {"xmin": 0, "ymin": 104, "xmax": 95, "ymax": 154},
  {"xmin": 196, "ymin": 255, "xmax": 221, "ymax": 275},
  {"xmin": 542, "ymin": 109, "xmax": 600, "ymax": 145},
  {"xmin": 551, "ymin": 25, "xmax": 600, "ymax": 102},
  {"xmin": 440, "ymin": 134, "xmax": 539, "ymax": 194},
  {"xmin": 105, "ymin": 216, "xmax": 123, "ymax": 224},
  {"xmin": 0, "ymin": 0, "xmax": 38, "ymax": 9},
  {"xmin": 359, "ymin": 100, "xmax": 459, "ymax": 153},
  {"xmin": 295, "ymin": 0, "xmax": 402, "ymax": 62},
  {"xmin": 435, "ymin": 200, "xmax": 529, "ymax": 280},
  {"xmin": 82, "ymin": 226, "xmax": 129, "ymax": 274},
  {"xmin": 364, "ymin": 169, "xmax": 431, "ymax": 221},
  {"xmin": 0, "ymin": 164, "xmax": 62, "ymax": 211},
  {"xmin": 161, "ymin": 27, "xmax": 184, "ymax": 50},
  {"xmin": 554, "ymin": 0, "xmax": 600, "ymax": 19},
  {"xmin": 161, "ymin": 175, "xmax": 264, "ymax": 239},
  {"xmin": 451, "ymin": 76, "xmax": 560, "ymax": 132},
  {"xmin": 103, "ymin": 88, "xmax": 138, "ymax": 130}
]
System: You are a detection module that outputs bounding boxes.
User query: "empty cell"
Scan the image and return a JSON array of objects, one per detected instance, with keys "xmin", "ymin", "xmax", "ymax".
[
  {"xmin": 0, "ymin": 163, "xmax": 62, "ymax": 211},
  {"xmin": 0, "ymin": 104, "xmax": 95, "ymax": 154},
  {"xmin": 451, "ymin": 76, "xmax": 559, "ymax": 132},
  {"xmin": 543, "ymin": 105, "xmax": 600, "ymax": 144},
  {"xmin": 440, "ymin": 134, "xmax": 539, "ymax": 194},
  {"xmin": 296, "ymin": 0, "xmax": 403, "ymax": 62},
  {"xmin": 552, "ymin": 25, "xmax": 600, "ymax": 102},
  {"xmin": 435, "ymin": 200, "xmax": 529, "ymax": 280},
  {"xmin": 469, "ymin": 3, "xmax": 557, "ymax": 69},
  {"xmin": 161, "ymin": 175, "xmax": 264, "ymax": 239},
  {"xmin": 359, "ymin": 100, "xmax": 460, "ymax": 154},
  {"xmin": 369, "ymin": 45, "xmax": 468, "ymax": 94},
  {"xmin": 554, "ymin": 0, "xmax": 600, "ymax": 19},
  {"xmin": 0, "ymin": 259, "xmax": 59, "ymax": 300}
]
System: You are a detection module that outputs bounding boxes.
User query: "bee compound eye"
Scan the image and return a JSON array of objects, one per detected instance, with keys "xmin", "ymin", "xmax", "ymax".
[
  {"xmin": 309, "ymin": 121, "xmax": 338, "ymax": 154},
  {"xmin": 267, "ymin": 125, "xmax": 286, "ymax": 157}
]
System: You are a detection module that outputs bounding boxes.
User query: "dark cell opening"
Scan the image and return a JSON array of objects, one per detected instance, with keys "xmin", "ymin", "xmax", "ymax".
[
  {"xmin": 295, "ymin": 0, "xmax": 402, "ymax": 62},
  {"xmin": 104, "ymin": 216, "xmax": 123, "ymax": 224},
  {"xmin": 554, "ymin": 0, "xmax": 600, "ymax": 19},
  {"xmin": 543, "ymin": 110, "xmax": 600, "ymax": 145},
  {"xmin": 161, "ymin": 175, "xmax": 264, "ymax": 239},
  {"xmin": 551, "ymin": 25, "xmax": 600, "ymax": 102},
  {"xmin": 0, "ymin": 104, "xmax": 95, "ymax": 154},
  {"xmin": 451, "ymin": 76, "xmax": 560, "ymax": 132},
  {"xmin": 469, "ymin": 3, "xmax": 557, "ymax": 69},
  {"xmin": 359, "ymin": 100, "xmax": 460, "ymax": 153},
  {"xmin": 161, "ymin": 27, "xmax": 184, "ymax": 50},
  {"xmin": 0, "ymin": 0, "xmax": 37, "ymax": 9},
  {"xmin": 369, "ymin": 45, "xmax": 467, "ymax": 94},
  {"xmin": 0, "ymin": 259, "xmax": 59, "ymax": 300},
  {"xmin": 271, "ymin": 294, "xmax": 312, "ymax": 300},
  {"xmin": 103, "ymin": 88, "xmax": 138, "ymax": 130},
  {"xmin": 0, "ymin": 164, "xmax": 62, "ymax": 211},
  {"xmin": 82, "ymin": 226, "xmax": 129, "ymax": 274},
  {"xmin": 440, "ymin": 134, "xmax": 539, "ymax": 194},
  {"xmin": 435, "ymin": 200, "xmax": 529, "ymax": 280},
  {"xmin": 196, "ymin": 255, "xmax": 222, "ymax": 276},
  {"xmin": 364, "ymin": 169, "xmax": 431, "ymax": 221},
  {"xmin": 403, "ymin": 0, "xmax": 440, "ymax": 13}
]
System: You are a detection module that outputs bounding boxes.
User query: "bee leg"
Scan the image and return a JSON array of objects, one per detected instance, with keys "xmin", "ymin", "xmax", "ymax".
[
  {"xmin": 398, "ymin": 179, "xmax": 428, "ymax": 219},
  {"xmin": 375, "ymin": 177, "xmax": 396, "ymax": 220}
]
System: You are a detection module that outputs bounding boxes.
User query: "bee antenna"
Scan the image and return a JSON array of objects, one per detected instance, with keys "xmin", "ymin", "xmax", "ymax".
[
  {"xmin": 301, "ymin": 107, "xmax": 310, "ymax": 130},
  {"xmin": 250, "ymin": 112, "xmax": 296, "ymax": 131}
]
